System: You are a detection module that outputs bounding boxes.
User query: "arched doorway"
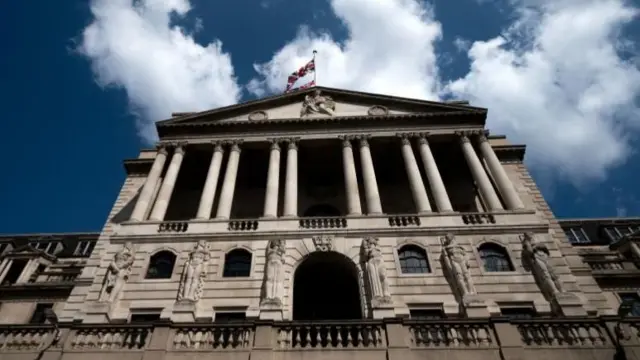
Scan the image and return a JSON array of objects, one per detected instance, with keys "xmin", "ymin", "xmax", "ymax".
[{"xmin": 293, "ymin": 251, "xmax": 362, "ymax": 320}]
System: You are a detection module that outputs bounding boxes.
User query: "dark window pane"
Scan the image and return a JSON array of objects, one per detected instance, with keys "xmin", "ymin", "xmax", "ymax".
[
  {"xmin": 215, "ymin": 312, "xmax": 246, "ymax": 323},
  {"xmin": 145, "ymin": 251, "xmax": 176, "ymax": 279},
  {"xmin": 619, "ymin": 293, "xmax": 640, "ymax": 317},
  {"xmin": 398, "ymin": 246, "xmax": 430, "ymax": 274},
  {"xmin": 409, "ymin": 309, "xmax": 443, "ymax": 319},
  {"xmin": 2, "ymin": 259, "xmax": 28, "ymax": 285},
  {"xmin": 223, "ymin": 250, "xmax": 252, "ymax": 277},
  {"xmin": 130, "ymin": 313, "xmax": 161, "ymax": 323},
  {"xmin": 500, "ymin": 307, "xmax": 536, "ymax": 319},
  {"xmin": 29, "ymin": 303, "xmax": 53, "ymax": 324},
  {"xmin": 479, "ymin": 244, "xmax": 513, "ymax": 272}
]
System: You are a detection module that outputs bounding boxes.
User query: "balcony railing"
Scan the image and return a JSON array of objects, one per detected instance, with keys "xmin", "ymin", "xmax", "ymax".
[{"xmin": 0, "ymin": 318, "xmax": 628, "ymax": 358}]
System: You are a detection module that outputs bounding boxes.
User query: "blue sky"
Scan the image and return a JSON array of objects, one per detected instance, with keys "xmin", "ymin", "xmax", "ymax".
[{"xmin": 0, "ymin": 0, "xmax": 639, "ymax": 234}]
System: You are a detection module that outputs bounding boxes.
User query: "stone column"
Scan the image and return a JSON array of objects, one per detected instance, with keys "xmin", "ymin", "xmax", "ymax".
[
  {"xmin": 195, "ymin": 142, "xmax": 225, "ymax": 220},
  {"xmin": 417, "ymin": 134, "xmax": 453, "ymax": 212},
  {"xmin": 215, "ymin": 141, "xmax": 242, "ymax": 219},
  {"xmin": 129, "ymin": 145, "xmax": 168, "ymax": 221},
  {"xmin": 398, "ymin": 134, "xmax": 431, "ymax": 213},
  {"xmin": 263, "ymin": 139, "xmax": 282, "ymax": 218},
  {"xmin": 149, "ymin": 143, "xmax": 186, "ymax": 221},
  {"xmin": 358, "ymin": 135, "xmax": 383, "ymax": 215},
  {"xmin": 477, "ymin": 133, "xmax": 525, "ymax": 210},
  {"xmin": 283, "ymin": 138, "xmax": 299, "ymax": 217},
  {"xmin": 458, "ymin": 132, "xmax": 503, "ymax": 211},
  {"xmin": 341, "ymin": 136, "xmax": 362, "ymax": 216}
]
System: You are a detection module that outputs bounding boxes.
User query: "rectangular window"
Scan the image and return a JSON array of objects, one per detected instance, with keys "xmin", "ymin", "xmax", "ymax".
[
  {"xmin": 73, "ymin": 240, "xmax": 96, "ymax": 257},
  {"xmin": 605, "ymin": 226, "xmax": 640, "ymax": 243},
  {"xmin": 30, "ymin": 241, "xmax": 59, "ymax": 255},
  {"xmin": 500, "ymin": 307, "xmax": 537, "ymax": 319},
  {"xmin": 0, "ymin": 243, "xmax": 9, "ymax": 255},
  {"xmin": 29, "ymin": 303, "xmax": 54, "ymax": 324},
  {"xmin": 619, "ymin": 293, "xmax": 640, "ymax": 317},
  {"xmin": 564, "ymin": 227, "xmax": 590, "ymax": 244},
  {"xmin": 2, "ymin": 259, "xmax": 28, "ymax": 285},
  {"xmin": 130, "ymin": 312, "xmax": 161, "ymax": 323},
  {"xmin": 409, "ymin": 309, "xmax": 444, "ymax": 319},
  {"xmin": 215, "ymin": 312, "xmax": 247, "ymax": 323}
]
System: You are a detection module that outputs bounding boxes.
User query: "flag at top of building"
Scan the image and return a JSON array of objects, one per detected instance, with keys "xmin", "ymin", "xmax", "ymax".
[{"xmin": 285, "ymin": 51, "xmax": 317, "ymax": 93}]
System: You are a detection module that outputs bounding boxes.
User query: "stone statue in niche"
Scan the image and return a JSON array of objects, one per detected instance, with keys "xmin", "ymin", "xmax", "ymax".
[
  {"xmin": 441, "ymin": 233, "xmax": 476, "ymax": 299},
  {"xmin": 98, "ymin": 242, "xmax": 135, "ymax": 303},
  {"xmin": 300, "ymin": 90, "xmax": 336, "ymax": 117},
  {"xmin": 178, "ymin": 240, "xmax": 210, "ymax": 302},
  {"xmin": 520, "ymin": 232, "xmax": 565, "ymax": 298},
  {"xmin": 261, "ymin": 239, "xmax": 286, "ymax": 307},
  {"xmin": 362, "ymin": 237, "xmax": 392, "ymax": 306}
]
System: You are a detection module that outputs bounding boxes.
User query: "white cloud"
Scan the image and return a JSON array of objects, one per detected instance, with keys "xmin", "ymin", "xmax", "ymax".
[
  {"xmin": 447, "ymin": 0, "xmax": 640, "ymax": 183},
  {"xmin": 249, "ymin": 0, "xmax": 442, "ymax": 100},
  {"xmin": 250, "ymin": 0, "xmax": 640, "ymax": 184},
  {"xmin": 78, "ymin": 0, "xmax": 240, "ymax": 144}
]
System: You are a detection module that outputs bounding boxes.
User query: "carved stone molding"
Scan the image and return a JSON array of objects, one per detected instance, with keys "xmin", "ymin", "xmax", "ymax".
[
  {"xmin": 312, "ymin": 235, "xmax": 334, "ymax": 252},
  {"xmin": 367, "ymin": 105, "xmax": 389, "ymax": 116},
  {"xmin": 248, "ymin": 111, "xmax": 269, "ymax": 121}
]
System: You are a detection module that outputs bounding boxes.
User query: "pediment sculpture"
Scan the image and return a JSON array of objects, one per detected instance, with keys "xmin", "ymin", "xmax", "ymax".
[
  {"xmin": 178, "ymin": 240, "xmax": 211, "ymax": 302},
  {"xmin": 300, "ymin": 90, "xmax": 336, "ymax": 117},
  {"xmin": 98, "ymin": 242, "xmax": 135, "ymax": 303}
]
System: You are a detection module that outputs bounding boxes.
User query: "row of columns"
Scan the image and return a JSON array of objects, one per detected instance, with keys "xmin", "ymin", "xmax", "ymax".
[{"xmin": 129, "ymin": 131, "xmax": 524, "ymax": 222}]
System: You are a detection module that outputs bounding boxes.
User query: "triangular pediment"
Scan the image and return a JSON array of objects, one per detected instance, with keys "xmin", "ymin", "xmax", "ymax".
[{"xmin": 157, "ymin": 86, "xmax": 484, "ymax": 127}]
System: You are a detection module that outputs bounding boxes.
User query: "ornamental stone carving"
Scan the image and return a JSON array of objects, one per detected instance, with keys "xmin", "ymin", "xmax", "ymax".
[
  {"xmin": 261, "ymin": 239, "xmax": 286, "ymax": 307},
  {"xmin": 441, "ymin": 233, "xmax": 476, "ymax": 300},
  {"xmin": 313, "ymin": 235, "xmax": 333, "ymax": 252},
  {"xmin": 520, "ymin": 232, "xmax": 565, "ymax": 299},
  {"xmin": 367, "ymin": 105, "xmax": 389, "ymax": 116},
  {"xmin": 98, "ymin": 242, "xmax": 135, "ymax": 303},
  {"xmin": 300, "ymin": 90, "xmax": 335, "ymax": 117},
  {"xmin": 362, "ymin": 237, "xmax": 392, "ymax": 306},
  {"xmin": 178, "ymin": 240, "xmax": 211, "ymax": 302},
  {"xmin": 248, "ymin": 111, "xmax": 268, "ymax": 121}
]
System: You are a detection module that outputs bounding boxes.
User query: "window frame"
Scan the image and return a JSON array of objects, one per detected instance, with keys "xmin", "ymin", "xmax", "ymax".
[
  {"xmin": 477, "ymin": 242, "xmax": 515, "ymax": 273},
  {"xmin": 397, "ymin": 245, "xmax": 431, "ymax": 274},
  {"xmin": 144, "ymin": 251, "xmax": 177, "ymax": 280},
  {"xmin": 30, "ymin": 241, "xmax": 59, "ymax": 255},
  {"xmin": 618, "ymin": 292, "xmax": 640, "ymax": 317},
  {"xmin": 73, "ymin": 240, "xmax": 96, "ymax": 257},
  {"xmin": 222, "ymin": 248, "xmax": 253, "ymax": 278},
  {"xmin": 564, "ymin": 227, "xmax": 591, "ymax": 244}
]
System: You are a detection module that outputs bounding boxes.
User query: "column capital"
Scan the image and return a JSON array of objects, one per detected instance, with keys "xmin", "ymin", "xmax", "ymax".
[
  {"xmin": 286, "ymin": 137, "xmax": 300, "ymax": 150},
  {"xmin": 155, "ymin": 144, "xmax": 169, "ymax": 155},
  {"xmin": 455, "ymin": 131, "xmax": 472, "ymax": 144},
  {"xmin": 171, "ymin": 141, "xmax": 188, "ymax": 154},
  {"xmin": 212, "ymin": 141, "xmax": 224, "ymax": 153},
  {"xmin": 356, "ymin": 134, "xmax": 372, "ymax": 147},
  {"xmin": 396, "ymin": 133, "xmax": 412, "ymax": 146},
  {"xmin": 227, "ymin": 139, "xmax": 243, "ymax": 152},
  {"xmin": 476, "ymin": 130, "xmax": 490, "ymax": 143},
  {"xmin": 267, "ymin": 138, "xmax": 282, "ymax": 151},
  {"xmin": 417, "ymin": 132, "xmax": 431, "ymax": 145},
  {"xmin": 339, "ymin": 135, "xmax": 354, "ymax": 148}
]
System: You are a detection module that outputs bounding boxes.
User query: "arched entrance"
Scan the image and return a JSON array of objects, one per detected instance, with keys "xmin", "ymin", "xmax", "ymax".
[{"xmin": 293, "ymin": 251, "xmax": 362, "ymax": 320}]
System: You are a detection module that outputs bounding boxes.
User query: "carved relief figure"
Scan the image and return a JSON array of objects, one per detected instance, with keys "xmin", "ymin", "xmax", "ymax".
[
  {"xmin": 520, "ymin": 232, "xmax": 565, "ymax": 298},
  {"xmin": 98, "ymin": 242, "xmax": 135, "ymax": 303},
  {"xmin": 178, "ymin": 240, "xmax": 210, "ymax": 302},
  {"xmin": 261, "ymin": 239, "xmax": 286, "ymax": 306},
  {"xmin": 441, "ymin": 233, "xmax": 476, "ymax": 298},
  {"xmin": 300, "ymin": 90, "xmax": 336, "ymax": 117},
  {"xmin": 363, "ymin": 237, "xmax": 391, "ymax": 305}
]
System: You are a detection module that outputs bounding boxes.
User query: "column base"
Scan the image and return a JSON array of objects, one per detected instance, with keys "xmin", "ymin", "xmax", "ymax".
[
  {"xmin": 346, "ymin": 213, "xmax": 363, "ymax": 218},
  {"xmin": 214, "ymin": 216, "xmax": 229, "ymax": 220},
  {"xmin": 192, "ymin": 216, "xmax": 210, "ymax": 221},
  {"xmin": 417, "ymin": 210, "xmax": 432, "ymax": 215},
  {"xmin": 260, "ymin": 215, "xmax": 277, "ymax": 219},
  {"xmin": 366, "ymin": 212, "xmax": 384, "ymax": 216},
  {"xmin": 281, "ymin": 214, "xmax": 297, "ymax": 218}
]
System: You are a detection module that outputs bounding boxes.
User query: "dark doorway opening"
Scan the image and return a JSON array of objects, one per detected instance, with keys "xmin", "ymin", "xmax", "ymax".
[
  {"xmin": 303, "ymin": 204, "xmax": 341, "ymax": 217},
  {"xmin": 293, "ymin": 252, "xmax": 362, "ymax": 320}
]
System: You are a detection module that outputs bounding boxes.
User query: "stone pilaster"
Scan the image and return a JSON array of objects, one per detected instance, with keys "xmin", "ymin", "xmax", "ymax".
[
  {"xmin": 477, "ymin": 132, "xmax": 525, "ymax": 210},
  {"xmin": 397, "ymin": 133, "xmax": 431, "ymax": 213},
  {"xmin": 263, "ymin": 138, "xmax": 282, "ymax": 218},
  {"xmin": 149, "ymin": 143, "xmax": 186, "ymax": 221},
  {"xmin": 340, "ymin": 136, "xmax": 362, "ymax": 216},
  {"xmin": 417, "ymin": 133, "xmax": 453, "ymax": 212},
  {"xmin": 358, "ymin": 135, "xmax": 383, "ymax": 215},
  {"xmin": 195, "ymin": 141, "xmax": 224, "ymax": 220},
  {"xmin": 129, "ymin": 145, "xmax": 168, "ymax": 221},
  {"xmin": 215, "ymin": 140, "xmax": 242, "ymax": 220},
  {"xmin": 283, "ymin": 138, "xmax": 299, "ymax": 217},
  {"xmin": 457, "ymin": 132, "xmax": 503, "ymax": 211}
]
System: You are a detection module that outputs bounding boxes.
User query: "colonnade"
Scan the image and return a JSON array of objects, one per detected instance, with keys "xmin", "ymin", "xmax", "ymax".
[{"xmin": 128, "ymin": 132, "xmax": 524, "ymax": 222}]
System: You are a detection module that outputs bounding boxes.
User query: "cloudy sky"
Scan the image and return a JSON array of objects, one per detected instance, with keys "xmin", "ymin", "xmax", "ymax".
[{"xmin": 0, "ymin": 0, "xmax": 639, "ymax": 233}]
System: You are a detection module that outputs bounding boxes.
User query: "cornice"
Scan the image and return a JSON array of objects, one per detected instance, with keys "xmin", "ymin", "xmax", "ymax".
[
  {"xmin": 124, "ymin": 158, "xmax": 154, "ymax": 175},
  {"xmin": 157, "ymin": 111, "xmax": 486, "ymax": 138},
  {"xmin": 493, "ymin": 144, "xmax": 526, "ymax": 162}
]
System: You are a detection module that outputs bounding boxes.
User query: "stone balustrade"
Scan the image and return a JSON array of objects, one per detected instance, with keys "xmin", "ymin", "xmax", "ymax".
[
  {"xmin": 0, "ymin": 318, "xmax": 635, "ymax": 359},
  {"xmin": 115, "ymin": 210, "xmax": 540, "ymax": 238}
]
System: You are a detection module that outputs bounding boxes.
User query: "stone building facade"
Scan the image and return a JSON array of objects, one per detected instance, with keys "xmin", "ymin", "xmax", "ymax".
[{"xmin": 1, "ymin": 87, "xmax": 638, "ymax": 359}]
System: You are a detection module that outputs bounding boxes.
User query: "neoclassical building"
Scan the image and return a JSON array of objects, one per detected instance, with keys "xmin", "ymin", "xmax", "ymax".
[{"xmin": 0, "ymin": 87, "xmax": 638, "ymax": 359}]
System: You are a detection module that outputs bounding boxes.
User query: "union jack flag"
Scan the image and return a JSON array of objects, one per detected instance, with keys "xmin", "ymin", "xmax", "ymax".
[{"xmin": 285, "ymin": 58, "xmax": 315, "ymax": 92}]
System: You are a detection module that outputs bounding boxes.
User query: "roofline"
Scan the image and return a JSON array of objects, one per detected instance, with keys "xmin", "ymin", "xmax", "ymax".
[
  {"xmin": 156, "ymin": 86, "xmax": 487, "ymax": 127},
  {"xmin": 558, "ymin": 217, "xmax": 640, "ymax": 224},
  {"xmin": 0, "ymin": 232, "xmax": 100, "ymax": 239}
]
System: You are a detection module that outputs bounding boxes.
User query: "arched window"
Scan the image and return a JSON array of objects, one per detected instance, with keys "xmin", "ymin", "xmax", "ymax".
[
  {"xmin": 478, "ymin": 243, "xmax": 514, "ymax": 272},
  {"xmin": 398, "ymin": 245, "xmax": 430, "ymax": 274},
  {"xmin": 223, "ymin": 249, "xmax": 252, "ymax": 277},
  {"xmin": 145, "ymin": 251, "xmax": 176, "ymax": 279}
]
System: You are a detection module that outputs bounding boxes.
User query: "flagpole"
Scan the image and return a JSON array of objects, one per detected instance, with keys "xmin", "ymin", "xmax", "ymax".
[{"xmin": 312, "ymin": 50, "xmax": 317, "ymax": 86}]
